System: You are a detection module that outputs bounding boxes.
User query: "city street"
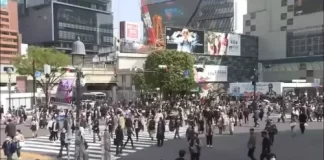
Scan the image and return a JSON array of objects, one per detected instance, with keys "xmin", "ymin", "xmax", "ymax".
[{"xmin": 119, "ymin": 121, "xmax": 324, "ymax": 160}]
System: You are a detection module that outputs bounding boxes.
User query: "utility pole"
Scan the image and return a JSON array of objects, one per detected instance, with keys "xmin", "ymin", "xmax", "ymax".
[
  {"xmin": 252, "ymin": 68, "xmax": 258, "ymax": 111},
  {"xmin": 33, "ymin": 60, "xmax": 36, "ymax": 109}
]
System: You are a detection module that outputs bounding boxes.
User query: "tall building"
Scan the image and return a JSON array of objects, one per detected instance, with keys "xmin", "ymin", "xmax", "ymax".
[
  {"xmin": 18, "ymin": 0, "xmax": 114, "ymax": 58},
  {"xmin": 243, "ymin": 0, "xmax": 324, "ymax": 84},
  {"xmin": 0, "ymin": 0, "xmax": 21, "ymax": 64}
]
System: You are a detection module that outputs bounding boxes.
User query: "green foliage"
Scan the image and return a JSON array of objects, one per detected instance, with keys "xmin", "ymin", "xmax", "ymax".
[
  {"xmin": 13, "ymin": 46, "xmax": 70, "ymax": 93},
  {"xmin": 133, "ymin": 73, "xmax": 149, "ymax": 92},
  {"xmin": 144, "ymin": 49, "xmax": 195, "ymax": 94}
]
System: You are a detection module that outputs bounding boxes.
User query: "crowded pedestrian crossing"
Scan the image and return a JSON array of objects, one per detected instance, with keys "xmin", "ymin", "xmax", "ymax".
[{"xmin": 21, "ymin": 125, "xmax": 188, "ymax": 160}]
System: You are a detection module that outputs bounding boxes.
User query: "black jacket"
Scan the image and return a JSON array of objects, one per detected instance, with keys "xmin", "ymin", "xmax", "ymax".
[
  {"xmin": 115, "ymin": 128, "xmax": 124, "ymax": 144},
  {"xmin": 262, "ymin": 137, "xmax": 271, "ymax": 153}
]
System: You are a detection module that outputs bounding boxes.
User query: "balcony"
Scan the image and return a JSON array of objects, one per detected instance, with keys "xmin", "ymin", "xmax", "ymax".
[
  {"xmin": 0, "ymin": 53, "xmax": 17, "ymax": 58},
  {"xmin": 0, "ymin": 34, "xmax": 18, "ymax": 40},
  {"xmin": 0, "ymin": 40, "xmax": 18, "ymax": 46}
]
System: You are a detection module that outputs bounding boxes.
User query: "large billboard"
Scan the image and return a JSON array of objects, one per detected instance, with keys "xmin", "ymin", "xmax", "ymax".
[
  {"xmin": 205, "ymin": 31, "xmax": 241, "ymax": 56},
  {"xmin": 120, "ymin": 21, "xmax": 141, "ymax": 42},
  {"xmin": 294, "ymin": 0, "xmax": 324, "ymax": 16},
  {"xmin": 194, "ymin": 65, "xmax": 228, "ymax": 82},
  {"xmin": 165, "ymin": 26, "xmax": 204, "ymax": 53},
  {"xmin": 147, "ymin": 0, "xmax": 200, "ymax": 26},
  {"xmin": 53, "ymin": 3, "xmax": 113, "ymax": 46}
]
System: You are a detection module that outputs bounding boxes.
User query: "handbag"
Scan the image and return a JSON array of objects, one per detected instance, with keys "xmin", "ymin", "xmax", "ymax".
[{"xmin": 84, "ymin": 140, "xmax": 89, "ymax": 149}]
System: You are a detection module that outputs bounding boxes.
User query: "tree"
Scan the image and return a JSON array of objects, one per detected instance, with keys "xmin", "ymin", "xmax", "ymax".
[
  {"xmin": 13, "ymin": 46, "xmax": 71, "ymax": 107},
  {"xmin": 144, "ymin": 49, "xmax": 195, "ymax": 97}
]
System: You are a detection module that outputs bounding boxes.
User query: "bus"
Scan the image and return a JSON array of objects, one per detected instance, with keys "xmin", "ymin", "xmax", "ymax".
[{"xmin": 82, "ymin": 92, "xmax": 106, "ymax": 101}]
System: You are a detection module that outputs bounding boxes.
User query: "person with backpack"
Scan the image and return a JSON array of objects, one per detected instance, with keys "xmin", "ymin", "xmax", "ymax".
[
  {"xmin": 134, "ymin": 115, "xmax": 143, "ymax": 141},
  {"xmin": 264, "ymin": 119, "xmax": 278, "ymax": 145},
  {"xmin": 2, "ymin": 136, "xmax": 17, "ymax": 160}
]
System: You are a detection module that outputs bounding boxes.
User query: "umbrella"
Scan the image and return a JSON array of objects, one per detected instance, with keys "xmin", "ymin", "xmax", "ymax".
[{"xmin": 263, "ymin": 99, "xmax": 270, "ymax": 103}]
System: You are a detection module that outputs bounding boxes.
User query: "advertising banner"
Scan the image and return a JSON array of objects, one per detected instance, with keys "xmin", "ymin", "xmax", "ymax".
[
  {"xmin": 228, "ymin": 82, "xmax": 282, "ymax": 97},
  {"xmin": 147, "ymin": 0, "xmax": 200, "ymax": 26},
  {"xmin": 194, "ymin": 65, "xmax": 228, "ymax": 82},
  {"xmin": 205, "ymin": 31, "xmax": 241, "ymax": 56},
  {"xmin": 294, "ymin": 0, "xmax": 323, "ymax": 16},
  {"xmin": 52, "ymin": 78, "xmax": 74, "ymax": 106},
  {"xmin": 165, "ymin": 27, "xmax": 204, "ymax": 53},
  {"xmin": 120, "ymin": 21, "xmax": 141, "ymax": 42}
]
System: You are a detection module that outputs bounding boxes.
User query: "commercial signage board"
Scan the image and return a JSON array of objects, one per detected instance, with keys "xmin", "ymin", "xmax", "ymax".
[
  {"xmin": 194, "ymin": 65, "xmax": 228, "ymax": 82},
  {"xmin": 52, "ymin": 78, "xmax": 74, "ymax": 106},
  {"xmin": 165, "ymin": 26, "xmax": 204, "ymax": 53},
  {"xmin": 205, "ymin": 31, "xmax": 241, "ymax": 56},
  {"xmin": 228, "ymin": 82, "xmax": 282, "ymax": 97},
  {"xmin": 120, "ymin": 21, "xmax": 141, "ymax": 42},
  {"xmin": 147, "ymin": 0, "xmax": 200, "ymax": 26}
]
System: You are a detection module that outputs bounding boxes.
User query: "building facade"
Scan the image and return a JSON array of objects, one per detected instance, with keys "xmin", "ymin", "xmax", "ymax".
[
  {"xmin": 18, "ymin": 0, "xmax": 114, "ymax": 60},
  {"xmin": 0, "ymin": 0, "xmax": 21, "ymax": 65},
  {"xmin": 243, "ymin": 0, "xmax": 324, "ymax": 84}
]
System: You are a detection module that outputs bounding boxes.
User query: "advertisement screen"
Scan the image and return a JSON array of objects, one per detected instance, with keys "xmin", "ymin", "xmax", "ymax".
[
  {"xmin": 229, "ymin": 82, "xmax": 281, "ymax": 97},
  {"xmin": 165, "ymin": 27, "xmax": 204, "ymax": 53},
  {"xmin": 53, "ymin": 3, "xmax": 113, "ymax": 46},
  {"xmin": 205, "ymin": 31, "xmax": 241, "ymax": 56},
  {"xmin": 147, "ymin": 0, "xmax": 200, "ymax": 26},
  {"xmin": 294, "ymin": 0, "xmax": 324, "ymax": 16},
  {"xmin": 194, "ymin": 65, "xmax": 228, "ymax": 82}
]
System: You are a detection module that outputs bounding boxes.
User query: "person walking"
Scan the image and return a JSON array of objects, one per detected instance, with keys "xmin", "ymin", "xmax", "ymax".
[
  {"xmin": 173, "ymin": 116, "xmax": 181, "ymax": 139},
  {"xmin": 260, "ymin": 131, "xmax": 271, "ymax": 160},
  {"xmin": 51, "ymin": 119, "xmax": 60, "ymax": 142},
  {"xmin": 299, "ymin": 110, "xmax": 307, "ymax": 134},
  {"xmin": 264, "ymin": 119, "xmax": 277, "ymax": 145},
  {"xmin": 156, "ymin": 117, "xmax": 165, "ymax": 147},
  {"xmin": 189, "ymin": 133, "xmax": 201, "ymax": 160},
  {"xmin": 101, "ymin": 129, "xmax": 112, "ymax": 160},
  {"xmin": 15, "ymin": 129, "xmax": 25, "ymax": 159},
  {"xmin": 247, "ymin": 128, "xmax": 256, "ymax": 160},
  {"xmin": 92, "ymin": 119, "xmax": 101, "ymax": 143},
  {"xmin": 134, "ymin": 115, "xmax": 143, "ymax": 141},
  {"xmin": 74, "ymin": 126, "xmax": 89, "ymax": 160},
  {"xmin": 5, "ymin": 119, "xmax": 16, "ymax": 139},
  {"xmin": 175, "ymin": 150, "xmax": 186, "ymax": 160},
  {"xmin": 115, "ymin": 125, "xmax": 124, "ymax": 156},
  {"xmin": 147, "ymin": 117, "xmax": 156, "ymax": 140},
  {"xmin": 57, "ymin": 128, "xmax": 70, "ymax": 158},
  {"xmin": 123, "ymin": 126, "xmax": 135, "ymax": 149},
  {"xmin": 205, "ymin": 121, "xmax": 214, "ymax": 148},
  {"xmin": 30, "ymin": 117, "xmax": 38, "ymax": 138},
  {"xmin": 2, "ymin": 136, "xmax": 17, "ymax": 160}
]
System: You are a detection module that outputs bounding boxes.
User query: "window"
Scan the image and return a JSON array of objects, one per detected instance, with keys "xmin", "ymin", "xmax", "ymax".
[
  {"xmin": 281, "ymin": 13, "xmax": 287, "ymax": 20},
  {"xmin": 299, "ymin": 63, "xmax": 306, "ymax": 70},
  {"xmin": 245, "ymin": 32, "xmax": 251, "ymax": 35},
  {"xmin": 281, "ymin": 26, "xmax": 287, "ymax": 31},
  {"xmin": 1, "ymin": 18, "xmax": 9, "ymax": 22},
  {"xmin": 287, "ymin": 18, "xmax": 293, "ymax": 25},
  {"xmin": 251, "ymin": 13, "xmax": 256, "ymax": 19},
  {"xmin": 251, "ymin": 25, "xmax": 256, "ymax": 31},
  {"xmin": 306, "ymin": 70, "xmax": 314, "ymax": 77},
  {"xmin": 0, "ymin": 11, "xmax": 8, "ymax": 15},
  {"xmin": 245, "ymin": 20, "xmax": 251, "ymax": 26},
  {"xmin": 287, "ymin": 5, "xmax": 294, "ymax": 12},
  {"xmin": 281, "ymin": 0, "xmax": 287, "ymax": 6}
]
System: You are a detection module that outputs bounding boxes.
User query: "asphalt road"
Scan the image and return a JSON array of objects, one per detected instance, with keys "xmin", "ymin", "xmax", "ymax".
[{"xmin": 118, "ymin": 121, "xmax": 324, "ymax": 160}]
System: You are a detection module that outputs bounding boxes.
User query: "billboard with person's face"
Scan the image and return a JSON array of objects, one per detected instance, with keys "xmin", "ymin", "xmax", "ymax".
[
  {"xmin": 294, "ymin": 0, "xmax": 324, "ymax": 16},
  {"xmin": 165, "ymin": 27, "xmax": 204, "ymax": 53}
]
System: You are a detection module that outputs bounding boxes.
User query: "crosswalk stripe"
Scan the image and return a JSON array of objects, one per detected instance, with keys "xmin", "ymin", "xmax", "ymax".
[{"xmin": 21, "ymin": 125, "xmax": 188, "ymax": 160}]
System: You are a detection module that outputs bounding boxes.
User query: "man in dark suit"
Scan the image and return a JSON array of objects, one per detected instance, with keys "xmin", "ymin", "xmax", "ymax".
[
  {"xmin": 156, "ymin": 117, "xmax": 165, "ymax": 147},
  {"xmin": 5, "ymin": 119, "xmax": 16, "ymax": 139}
]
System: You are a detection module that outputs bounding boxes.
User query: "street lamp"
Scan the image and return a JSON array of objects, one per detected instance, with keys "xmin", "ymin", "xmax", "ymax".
[
  {"xmin": 71, "ymin": 37, "xmax": 86, "ymax": 123},
  {"xmin": 6, "ymin": 68, "xmax": 13, "ymax": 112},
  {"xmin": 158, "ymin": 65, "xmax": 167, "ymax": 100},
  {"xmin": 71, "ymin": 37, "xmax": 86, "ymax": 160},
  {"xmin": 252, "ymin": 68, "xmax": 258, "ymax": 110}
]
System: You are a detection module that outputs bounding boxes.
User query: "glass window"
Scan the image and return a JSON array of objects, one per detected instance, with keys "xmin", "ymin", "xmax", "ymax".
[
  {"xmin": 281, "ymin": 26, "xmax": 287, "ymax": 31},
  {"xmin": 281, "ymin": 0, "xmax": 287, "ymax": 6},
  {"xmin": 287, "ymin": 5, "xmax": 294, "ymax": 12},
  {"xmin": 306, "ymin": 70, "xmax": 314, "ymax": 77},
  {"xmin": 245, "ymin": 20, "xmax": 251, "ymax": 26},
  {"xmin": 250, "ymin": 13, "xmax": 256, "ymax": 19},
  {"xmin": 251, "ymin": 25, "xmax": 256, "ymax": 31},
  {"xmin": 287, "ymin": 18, "xmax": 293, "ymax": 25},
  {"xmin": 281, "ymin": 13, "xmax": 287, "ymax": 20}
]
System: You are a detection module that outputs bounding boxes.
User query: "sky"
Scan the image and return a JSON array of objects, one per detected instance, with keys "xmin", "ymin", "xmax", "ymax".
[{"xmin": 112, "ymin": 0, "xmax": 143, "ymax": 38}]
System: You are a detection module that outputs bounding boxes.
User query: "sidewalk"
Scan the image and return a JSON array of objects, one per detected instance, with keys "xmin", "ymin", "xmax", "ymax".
[{"xmin": 0, "ymin": 151, "xmax": 54, "ymax": 160}]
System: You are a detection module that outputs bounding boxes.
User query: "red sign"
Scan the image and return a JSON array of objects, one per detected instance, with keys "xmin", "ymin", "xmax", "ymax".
[{"xmin": 126, "ymin": 23, "xmax": 139, "ymax": 40}]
